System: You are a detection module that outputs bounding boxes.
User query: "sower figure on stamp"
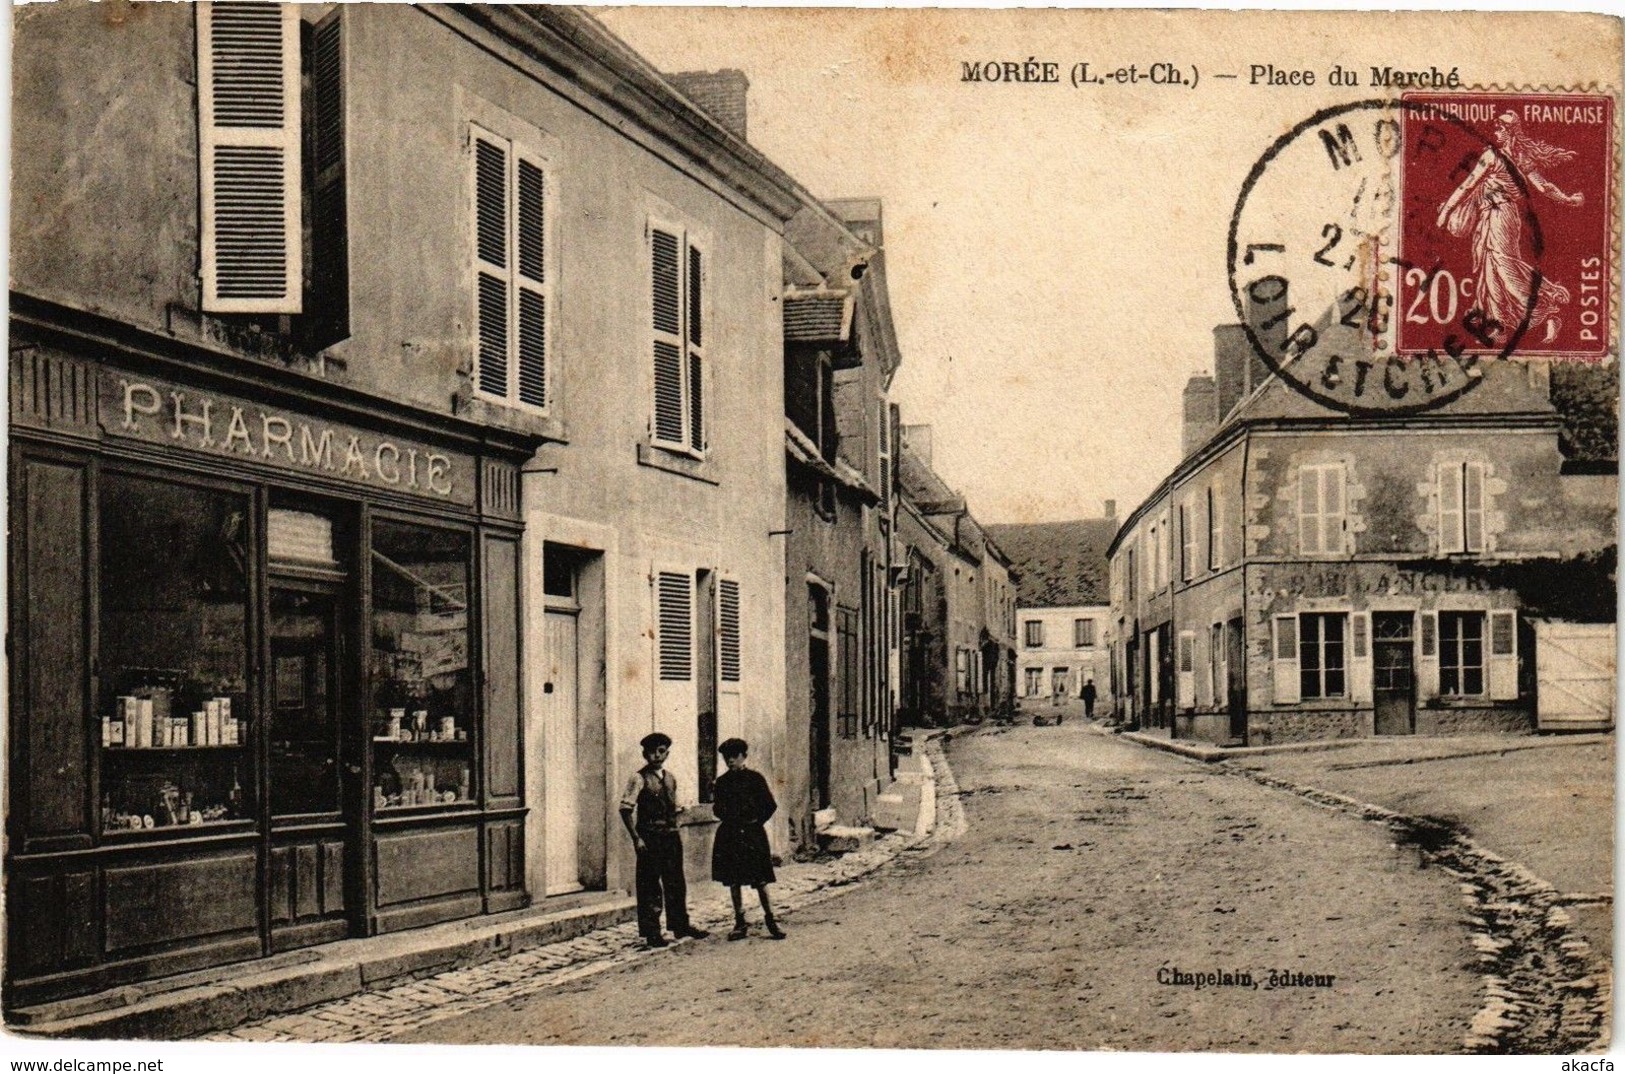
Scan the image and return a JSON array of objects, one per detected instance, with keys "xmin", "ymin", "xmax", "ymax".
[
  {"xmin": 712, "ymin": 738, "xmax": 786, "ymax": 941},
  {"xmin": 619, "ymin": 733, "xmax": 709, "ymax": 948}
]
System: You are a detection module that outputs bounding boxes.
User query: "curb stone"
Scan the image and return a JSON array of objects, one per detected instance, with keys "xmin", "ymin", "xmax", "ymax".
[{"xmin": 1233, "ymin": 766, "xmax": 1610, "ymax": 1054}]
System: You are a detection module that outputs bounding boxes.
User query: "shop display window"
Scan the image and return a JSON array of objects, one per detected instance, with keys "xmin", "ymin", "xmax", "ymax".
[
  {"xmin": 369, "ymin": 519, "xmax": 474, "ymax": 810},
  {"xmin": 98, "ymin": 472, "xmax": 253, "ymax": 833}
]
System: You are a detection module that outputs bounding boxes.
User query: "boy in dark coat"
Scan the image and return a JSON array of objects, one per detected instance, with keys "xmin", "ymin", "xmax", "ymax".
[
  {"xmin": 711, "ymin": 738, "xmax": 785, "ymax": 940},
  {"xmin": 619, "ymin": 732, "xmax": 709, "ymax": 948}
]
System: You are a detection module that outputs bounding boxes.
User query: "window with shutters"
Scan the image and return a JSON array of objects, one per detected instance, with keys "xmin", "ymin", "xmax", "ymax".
[
  {"xmin": 1024, "ymin": 620, "xmax": 1044, "ymax": 648},
  {"xmin": 1298, "ymin": 463, "xmax": 1347, "ymax": 556},
  {"xmin": 197, "ymin": 2, "xmax": 302, "ymax": 313},
  {"xmin": 1440, "ymin": 612, "xmax": 1486, "ymax": 696},
  {"xmin": 1024, "ymin": 667, "xmax": 1043, "ymax": 697},
  {"xmin": 649, "ymin": 220, "xmax": 707, "ymax": 455},
  {"xmin": 1438, "ymin": 461, "xmax": 1487, "ymax": 554},
  {"xmin": 1074, "ymin": 618, "xmax": 1096, "ymax": 648},
  {"xmin": 1299, "ymin": 613, "xmax": 1347, "ymax": 699},
  {"xmin": 471, "ymin": 125, "xmax": 551, "ymax": 412}
]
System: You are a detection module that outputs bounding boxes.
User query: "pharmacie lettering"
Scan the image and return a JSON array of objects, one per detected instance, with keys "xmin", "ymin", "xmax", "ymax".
[{"xmin": 118, "ymin": 379, "xmax": 454, "ymax": 498}]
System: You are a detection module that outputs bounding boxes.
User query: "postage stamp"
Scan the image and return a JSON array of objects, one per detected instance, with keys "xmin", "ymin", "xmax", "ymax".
[{"xmin": 1399, "ymin": 92, "xmax": 1615, "ymax": 360}]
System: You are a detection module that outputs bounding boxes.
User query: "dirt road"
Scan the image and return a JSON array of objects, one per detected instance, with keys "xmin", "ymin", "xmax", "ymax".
[{"xmin": 400, "ymin": 724, "xmax": 1482, "ymax": 1052}]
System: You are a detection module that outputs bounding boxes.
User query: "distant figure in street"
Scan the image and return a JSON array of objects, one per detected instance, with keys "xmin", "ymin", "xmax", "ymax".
[
  {"xmin": 711, "ymin": 738, "xmax": 786, "ymax": 941},
  {"xmin": 620, "ymin": 732, "xmax": 709, "ymax": 948},
  {"xmin": 1082, "ymin": 678, "xmax": 1098, "ymax": 720}
]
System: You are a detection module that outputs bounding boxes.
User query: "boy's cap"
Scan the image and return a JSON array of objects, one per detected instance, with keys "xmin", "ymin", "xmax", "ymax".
[
  {"xmin": 640, "ymin": 732, "xmax": 672, "ymax": 752},
  {"xmin": 718, "ymin": 737, "xmax": 749, "ymax": 758}
]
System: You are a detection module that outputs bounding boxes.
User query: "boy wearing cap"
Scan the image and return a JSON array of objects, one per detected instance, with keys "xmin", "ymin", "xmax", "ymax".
[{"xmin": 619, "ymin": 732, "xmax": 709, "ymax": 948}]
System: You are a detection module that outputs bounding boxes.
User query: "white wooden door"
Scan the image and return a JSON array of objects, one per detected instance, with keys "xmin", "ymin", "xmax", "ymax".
[
  {"xmin": 1535, "ymin": 620, "xmax": 1615, "ymax": 731},
  {"xmin": 543, "ymin": 607, "xmax": 582, "ymax": 894}
]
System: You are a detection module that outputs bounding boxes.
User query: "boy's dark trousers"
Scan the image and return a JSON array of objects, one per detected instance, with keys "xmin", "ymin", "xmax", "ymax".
[{"xmin": 635, "ymin": 830, "xmax": 691, "ymax": 938}]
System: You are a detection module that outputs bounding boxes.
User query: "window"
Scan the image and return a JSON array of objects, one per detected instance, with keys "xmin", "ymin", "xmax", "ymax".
[
  {"xmin": 1439, "ymin": 461, "xmax": 1487, "ymax": 554},
  {"xmin": 837, "ymin": 605, "xmax": 859, "ymax": 739},
  {"xmin": 196, "ymin": 2, "xmax": 302, "ymax": 313},
  {"xmin": 650, "ymin": 222, "xmax": 706, "ymax": 453},
  {"xmin": 1299, "ymin": 613, "xmax": 1347, "ymax": 699},
  {"xmin": 99, "ymin": 472, "xmax": 254, "ymax": 832},
  {"xmin": 1074, "ymin": 618, "xmax": 1096, "ymax": 648},
  {"xmin": 1207, "ymin": 484, "xmax": 1225, "ymax": 571},
  {"xmin": 955, "ymin": 649, "xmax": 971, "ymax": 695},
  {"xmin": 1051, "ymin": 668, "xmax": 1070, "ymax": 697},
  {"xmin": 1024, "ymin": 667, "xmax": 1043, "ymax": 697},
  {"xmin": 1298, "ymin": 463, "xmax": 1347, "ymax": 555},
  {"xmin": 1440, "ymin": 612, "xmax": 1486, "ymax": 696},
  {"xmin": 1125, "ymin": 546, "xmax": 1136, "ymax": 602},
  {"xmin": 1180, "ymin": 504, "xmax": 1195, "ymax": 581},
  {"xmin": 369, "ymin": 520, "xmax": 475, "ymax": 810},
  {"xmin": 1025, "ymin": 620, "xmax": 1045, "ymax": 648},
  {"xmin": 473, "ymin": 126, "xmax": 550, "ymax": 410},
  {"xmin": 1145, "ymin": 523, "xmax": 1159, "ymax": 592},
  {"xmin": 1209, "ymin": 622, "xmax": 1224, "ymax": 704}
]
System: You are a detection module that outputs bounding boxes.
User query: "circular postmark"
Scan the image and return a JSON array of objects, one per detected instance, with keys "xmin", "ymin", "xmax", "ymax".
[{"xmin": 1227, "ymin": 98, "xmax": 1549, "ymax": 416}]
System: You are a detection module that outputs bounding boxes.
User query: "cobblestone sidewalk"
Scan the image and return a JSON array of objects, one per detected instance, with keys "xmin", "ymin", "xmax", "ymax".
[{"xmin": 201, "ymin": 736, "xmax": 961, "ymax": 1043}]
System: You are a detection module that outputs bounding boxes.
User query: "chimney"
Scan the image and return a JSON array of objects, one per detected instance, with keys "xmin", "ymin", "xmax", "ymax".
[
  {"xmin": 1103, "ymin": 499, "xmax": 1117, "ymax": 521},
  {"xmin": 666, "ymin": 69, "xmax": 750, "ymax": 142},
  {"xmin": 1214, "ymin": 324, "xmax": 1251, "ymax": 419},
  {"xmin": 1182, "ymin": 374, "xmax": 1218, "ymax": 458},
  {"xmin": 902, "ymin": 424, "xmax": 933, "ymax": 466}
]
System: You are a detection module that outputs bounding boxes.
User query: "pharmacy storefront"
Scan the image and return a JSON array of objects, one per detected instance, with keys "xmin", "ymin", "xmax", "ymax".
[{"xmin": 7, "ymin": 330, "xmax": 534, "ymax": 1006}]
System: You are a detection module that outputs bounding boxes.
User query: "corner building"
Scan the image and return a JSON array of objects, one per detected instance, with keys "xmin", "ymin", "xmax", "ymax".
[
  {"xmin": 8, "ymin": 4, "xmax": 797, "ymax": 1006},
  {"xmin": 1108, "ymin": 325, "xmax": 1616, "ymax": 745}
]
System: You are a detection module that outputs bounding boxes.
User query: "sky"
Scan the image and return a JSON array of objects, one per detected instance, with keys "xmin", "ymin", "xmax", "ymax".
[{"xmin": 595, "ymin": 7, "xmax": 1616, "ymax": 528}]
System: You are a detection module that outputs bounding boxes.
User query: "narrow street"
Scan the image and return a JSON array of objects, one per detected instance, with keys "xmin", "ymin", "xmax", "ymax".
[{"xmin": 391, "ymin": 725, "xmax": 1480, "ymax": 1052}]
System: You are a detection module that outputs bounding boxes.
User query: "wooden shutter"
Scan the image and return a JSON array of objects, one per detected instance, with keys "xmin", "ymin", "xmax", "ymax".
[
  {"xmin": 1488, "ymin": 610, "xmax": 1518, "ymax": 700},
  {"xmin": 197, "ymin": 2, "xmax": 302, "ymax": 312},
  {"xmin": 1272, "ymin": 615, "xmax": 1301, "ymax": 704},
  {"xmin": 1417, "ymin": 610, "xmax": 1440, "ymax": 700},
  {"xmin": 651, "ymin": 227, "xmax": 685, "ymax": 445},
  {"xmin": 718, "ymin": 578, "xmax": 741, "ymax": 685},
  {"xmin": 308, "ymin": 9, "xmax": 348, "ymax": 344},
  {"xmin": 1463, "ymin": 463, "xmax": 1486, "ymax": 554},
  {"xmin": 687, "ymin": 244, "xmax": 705, "ymax": 451},
  {"xmin": 655, "ymin": 570, "xmax": 693, "ymax": 682},
  {"xmin": 1323, "ymin": 467, "xmax": 1346, "ymax": 554},
  {"xmin": 1438, "ymin": 463, "xmax": 1464, "ymax": 553},
  {"xmin": 473, "ymin": 132, "xmax": 509, "ymax": 398},
  {"xmin": 1298, "ymin": 468, "xmax": 1322, "ymax": 554},
  {"xmin": 515, "ymin": 158, "xmax": 548, "ymax": 408},
  {"xmin": 1349, "ymin": 611, "xmax": 1373, "ymax": 704},
  {"xmin": 1180, "ymin": 504, "xmax": 1195, "ymax": 581},
  {"xmin": 1177, "ymin": 630, "xmax": 1196, "ymax": 709}
]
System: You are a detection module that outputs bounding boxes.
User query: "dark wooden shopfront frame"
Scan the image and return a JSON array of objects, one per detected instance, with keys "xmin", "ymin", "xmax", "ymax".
[{"xmin": 6, "ymin": 301, "xmax": 536, "ymax": 1007}]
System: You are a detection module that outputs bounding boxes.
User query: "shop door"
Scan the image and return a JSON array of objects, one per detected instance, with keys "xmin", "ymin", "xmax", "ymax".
[
  {"xmin": 268, "ymin": 582, "xmax": 355, "ymax": 947},
  {"xmin": 1373, "ymin": 612, "xmax": 1416, "ymax": 735},
  {"xmin": 1226, "ymin": 618, "xmax": 1247, "ymax": 740},
  {"xmin": 810, "ymin": 638, "xmax": 831, "ymax": 810},
  {"xmin": 541, "ymin": 607, "xmax": 582, "ymax": 895}
]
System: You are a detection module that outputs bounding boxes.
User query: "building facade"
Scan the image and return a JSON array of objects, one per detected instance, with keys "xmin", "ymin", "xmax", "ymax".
[
  {"xmin": 1108, "ymin": 325, "xmax": 1617, "ymax": 745},
  {"xmin": 988, "ymin": 516, "xmax": 1117, "ymax": 718},
  {"xmin": 897, "ymin": 429, "xmax": 1017, "ymax": 724},
  {"xmin": 779, "ymin": 197, "xmax": 902, "ymax": 847},
  {"xmin": 7, "ymin": 3, "xmax": 800, "ymax": 1005}
]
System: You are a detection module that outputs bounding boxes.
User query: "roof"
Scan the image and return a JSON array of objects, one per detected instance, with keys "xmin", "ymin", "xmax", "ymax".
[
  {"xmin": 983, "ymin": 520, "xmax": 1117, "ymax": 606},
  {"xmin": 783, "ymin": 290, "xmax": 854, "ymax": 345}
]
